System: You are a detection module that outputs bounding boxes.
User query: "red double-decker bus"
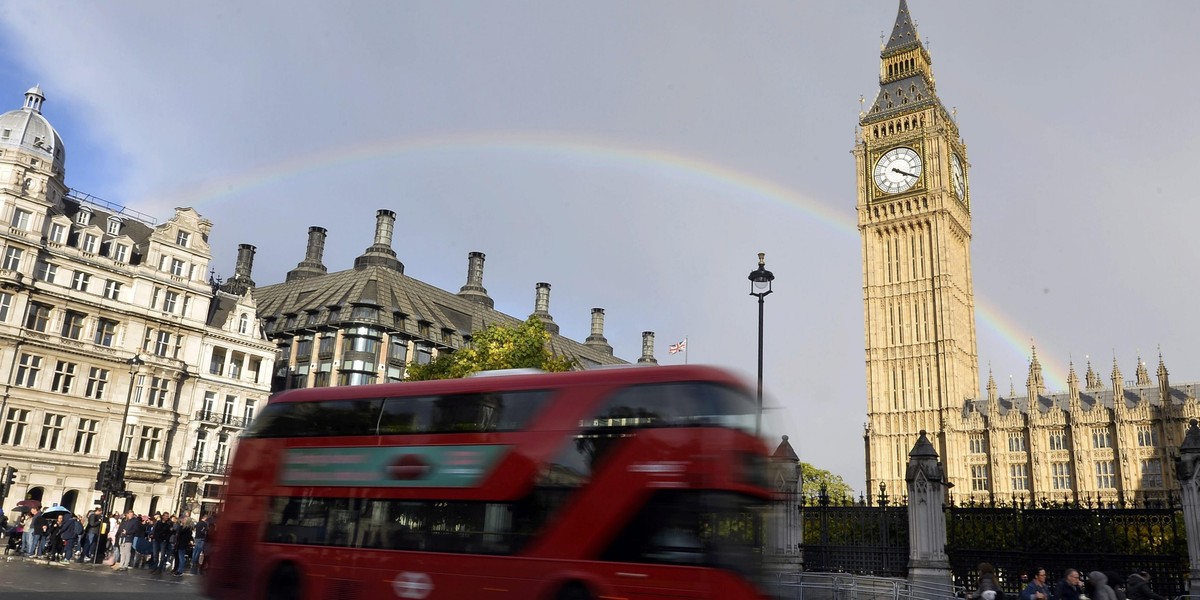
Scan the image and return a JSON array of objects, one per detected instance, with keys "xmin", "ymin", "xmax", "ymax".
[{"xmin": 205, "ymin": 365, "xmax": 773, "ymax": 600}]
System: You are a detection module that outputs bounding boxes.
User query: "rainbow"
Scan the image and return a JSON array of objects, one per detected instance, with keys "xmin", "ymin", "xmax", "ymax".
[{"xmin": 146, "ymin": 130, "xmax": 1061, "ymax": 391}]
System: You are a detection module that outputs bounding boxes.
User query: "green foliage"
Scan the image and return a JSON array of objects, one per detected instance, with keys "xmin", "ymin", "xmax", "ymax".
[
  {"xmin": 405, "ymin": 317, "xmax": 576, "ymax": 381},
  {"xmin": 801, "ymin": 462, "xmax": 855, "ymax": 501}
]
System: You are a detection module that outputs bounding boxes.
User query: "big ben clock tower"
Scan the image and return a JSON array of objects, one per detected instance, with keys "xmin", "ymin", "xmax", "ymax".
[{"xmin": 858, "ymin": 0, "xmax": 979, "ymax": 495}]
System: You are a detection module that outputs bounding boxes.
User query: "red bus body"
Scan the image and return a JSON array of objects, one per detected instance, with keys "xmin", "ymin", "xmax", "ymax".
[{"xmin": 205, "ymin": 365, "xmax": 773, "ymax": 600}]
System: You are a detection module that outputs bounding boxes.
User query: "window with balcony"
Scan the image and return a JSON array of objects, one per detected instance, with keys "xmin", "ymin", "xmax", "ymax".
[
  {"xmin": 61, "ymin": 310, "xmax": 85, "ymax": 340},
  {"xmin": 48, "ymin": 223, "xmax": 66, "ymax": 244},
  {"xmin": 192, "ymin": 430, "xmax": 207, "ymax": 464},
  {"xmin": 223, "ymin": 395, "xmax": 236, "ymax": 423},
  {"xmin": 2, "ymin": 246, "xmax": 22, "ymax": 270},
  {"xmin": 50, "ymin": 360, "xmax": 76, "ymax": 394},
  {"xmin": 11, "ymin": 208, "xmax": 32, "ymax": 230},
  {"xmin": 215, "ymin": 433, "xmax": 230, "ymax": 465},
  {"xmin": 82, "ymin": 234, "xmax": 98, "ymax": 254},
  {"xmin": 170, "ymin": 258, "xmax": 185, "ymax": 277},
  {"xmin": 112, "ymin": 244, "xmax": 129, "ymax": 263},
  {"xmin": 94, "ymin": 318, "xmax": 117, "ymax": 347},
  {"xmin": 244, "ymin": 399, "xmax": 257, "ymax": 424}
]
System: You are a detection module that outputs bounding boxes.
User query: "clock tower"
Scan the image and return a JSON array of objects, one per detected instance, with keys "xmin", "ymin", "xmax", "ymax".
[{"xmin": 857, "ymin": 0, "xmax": 979, "ymax": 495}]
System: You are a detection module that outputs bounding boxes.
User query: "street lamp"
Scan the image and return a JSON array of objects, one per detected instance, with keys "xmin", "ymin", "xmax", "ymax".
[
  {"xmin": 748, "ymin": 252, "xmax": 774, "ymax": 437},
  {"xmin": 118, "ymin": 354, "xmax": 144, "ymax": 456}
]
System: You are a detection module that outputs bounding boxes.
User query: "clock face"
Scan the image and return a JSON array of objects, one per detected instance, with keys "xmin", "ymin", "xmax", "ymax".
[
  {"xmin": 950, "ymin": 153, "xmax": 966, "ymax": 200},
  {"xmin": 873, "ymin": 147, "xmax": 923, "ymax": 194}
]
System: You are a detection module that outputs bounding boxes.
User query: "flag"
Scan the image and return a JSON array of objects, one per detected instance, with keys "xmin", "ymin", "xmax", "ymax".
[{"xmin": 669, "ymin": 339, "xmax": 687, "ymax": 354}]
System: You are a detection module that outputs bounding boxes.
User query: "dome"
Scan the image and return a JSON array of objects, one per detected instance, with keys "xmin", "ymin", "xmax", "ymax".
[{"xmin": 0, "ymin": 85, "xmax": 65, "ymax": 174}]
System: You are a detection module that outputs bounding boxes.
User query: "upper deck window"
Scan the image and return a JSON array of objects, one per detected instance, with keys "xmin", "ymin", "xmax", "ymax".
[{"xmin": 585, "ymin": 382, "xmax": 757, "ymax": 435}]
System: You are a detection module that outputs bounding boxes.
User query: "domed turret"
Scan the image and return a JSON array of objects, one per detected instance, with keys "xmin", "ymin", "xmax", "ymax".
[{"xmin": 0, "ymin": 85, "xmax": 66, "ymax": 176}]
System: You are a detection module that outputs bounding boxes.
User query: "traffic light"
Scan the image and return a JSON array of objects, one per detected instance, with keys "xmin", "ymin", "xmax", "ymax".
[
  {"xmin": 4, "ymin": 465, "xmax": 15, "ymax": 487},
  {"xmin": 109, "ymin": 450, "xmax": 128, "ymax": 492},
  {"xmin": 95, "ymin": 460, "xmax": 110, "ymax": 491}
]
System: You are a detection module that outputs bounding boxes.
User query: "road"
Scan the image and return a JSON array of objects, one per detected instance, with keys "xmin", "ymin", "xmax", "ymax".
[{"xmin": 0, "ymin": 556, "xmax": 207, "ymax": 599}]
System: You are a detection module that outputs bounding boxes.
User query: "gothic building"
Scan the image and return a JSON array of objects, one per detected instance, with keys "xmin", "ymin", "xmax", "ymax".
[
  {"xmin": 0, "ymin": 86, "xmax": 274, "ymax": 517},
  {"xmin": 249, "ymin": 209, "xmax": 657, "ymax": 391},
  {"xmin": 859, "ymin": 2, "xmax": 1194, "ymax": 503}
]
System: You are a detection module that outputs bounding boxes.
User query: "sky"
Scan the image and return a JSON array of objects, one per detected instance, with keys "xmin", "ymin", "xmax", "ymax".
[{"xmin": 1, "ymin": 1, "xmax": 1198, "ymax": 492}]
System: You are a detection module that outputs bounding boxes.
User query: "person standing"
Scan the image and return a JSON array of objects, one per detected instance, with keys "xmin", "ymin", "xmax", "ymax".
[
  {"xmin": 150, "ymin": 512, "xmax": 173, "ymax": 575},
  {"xmin": 29, "ymin": 507, "xmax": 47, "ymax": 557},
  {"xmin": 115, "ymin": 511, "xmax": 139, "ymax": 571},
  {"xmin": 172, "ymin": 516, "xmax": 194, "ymax": 576},
  {"xmin": 973, "ymin": 563, "xmax": 1005, "ymax": 600},
  {"xmin": 21, "ymin": 508, "xmax": 37, "ymax": 556},
  {"xmin": 1126, "ymin": 571, "xmax": 1166, "ymax": 600},
  {"xmin": 60, "ymin": 514, "xmax": 82, "ymax": 563},
  {"xmin": 190, "ymin": 514, "xmax": 209, "ymax": 575},
  {"xmin": 1088, "ymin": 572, "xmax": 1118, "ymax": 600},
  {"xmin": 82, "ymin": 507, "xmax": 103, "ymax": 561},
  {"xmin": 1057, "ymin": 569, "xmax": 1084, "ymax": 600},
  {"xmin": 1022, "ymin": 567, "xmax": 1053, "ymax": 600}
]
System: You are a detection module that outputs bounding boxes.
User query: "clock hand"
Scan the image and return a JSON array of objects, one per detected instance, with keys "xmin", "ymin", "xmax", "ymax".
[{"xmin": 891, "ymin": 167, "xmax": 918, "ymax": 178}]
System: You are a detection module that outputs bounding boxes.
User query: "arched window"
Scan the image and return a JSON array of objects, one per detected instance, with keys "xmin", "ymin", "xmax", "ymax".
[{"xmin": 238, "ymin": 313, "xmax": 249, "ymax": 335}]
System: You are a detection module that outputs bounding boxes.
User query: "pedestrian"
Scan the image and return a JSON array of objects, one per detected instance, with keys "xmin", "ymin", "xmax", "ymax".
[
  {"xmin": 1021, "ymin": 567, "xmax": 1052, "ymax": 600},
  {"xmin": 1087, "ymin": 572, "xmax": 1117, "ymax": 600},
  {"xmin": 46, "ymin": 514, "xmax": 64, "ymax": 561},
  {"xmin": 172, "ymin": 516, "xmax": 194, "ymax": 576},
  {"xmin": 29, "ymin": 507, "xmax": 47, "ymax": 557},
  {"xmin": 1104, "ymin": 572, "xmax": 1126, "ymax": 600},
  {"xmin": 82, "ymin": 507, "xmax": 103, "ymax": 561},
  {"xmin": 191, "ymin": 514, "xmax": 209, "ymax": 575},
  {"xmin": 1126, "ymin": 571, "xmax": 1166, "ymax": 600},
  {"xmin": 115, "ymin": 510, "xmax": 139, "ymax": 571},
  {"xmin": 1057, "ymin": 569, "xmax": 1084, "ymax": 600},
  {"xmin": 150, "ymin": 512, "xmax": 173, "ymax": 575},
  {"xmin": 60, "ymin": 514, "xmax": 83, "ymax": 564},
  {"xmin": 973, "ymin": 563, "xmax": 1005, "ymax": 600}
]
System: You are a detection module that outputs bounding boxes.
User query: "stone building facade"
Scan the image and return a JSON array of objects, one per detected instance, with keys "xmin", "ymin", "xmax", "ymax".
[
  {"xmin": 0, "ymin": 86, "xmax": 274, "ymax": 517},
  {"xmin": 250, "ymin": 209, "xmax": 657, "ymax": 391},
  {"xmin": 860, "ymin": 2, "xmax": 1195, "ymax": 503}
]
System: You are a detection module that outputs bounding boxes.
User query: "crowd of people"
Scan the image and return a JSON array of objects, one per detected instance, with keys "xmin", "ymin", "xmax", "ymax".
[
  {"xmin": 3, "ymin": 505, "xmax": 212, "ymax": 576},
  {"xmin": 971, "ymin": 563, "xmax": 1169, "ymax": 600}
]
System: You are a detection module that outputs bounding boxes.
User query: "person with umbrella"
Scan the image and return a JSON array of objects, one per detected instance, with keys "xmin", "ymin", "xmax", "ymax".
[{"xmin": 30, "ymin": 506, "xmax": 48, "ymax": 557}]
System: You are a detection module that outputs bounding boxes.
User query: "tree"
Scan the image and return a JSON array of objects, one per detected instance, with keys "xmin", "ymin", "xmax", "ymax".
[
  {"xmin": 405, "ymin": 317, "xmax": 576, "ymax": 381},
  {"xmin": 801, "ymin": 462, "xmax": 854, "ymax": 502}
]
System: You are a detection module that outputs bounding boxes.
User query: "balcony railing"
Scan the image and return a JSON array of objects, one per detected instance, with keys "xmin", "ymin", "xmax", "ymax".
[
  {"xmin": 193, "ymin": 411, "xmax": 249, "ymax": 428},
  {"xmin": 185, "ymin": 460, "xmax": 229, "ymax": 475}
]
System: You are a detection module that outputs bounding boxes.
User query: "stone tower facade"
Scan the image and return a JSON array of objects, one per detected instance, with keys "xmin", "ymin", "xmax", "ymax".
[{"xmin": 858, "ymin": 0, "xmax": 979, "ymax": 495}]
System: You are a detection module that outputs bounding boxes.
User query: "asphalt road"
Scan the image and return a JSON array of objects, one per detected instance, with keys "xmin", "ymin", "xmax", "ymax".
[{"xmin": 0, "ymin": 556, "xmax": 207, "ymax": 599}]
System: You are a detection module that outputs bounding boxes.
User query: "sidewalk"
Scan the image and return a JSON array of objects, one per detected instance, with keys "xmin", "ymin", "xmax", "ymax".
[{"xmin": 4, "ymin": 552, "xmax": 202, "ymax": 580}]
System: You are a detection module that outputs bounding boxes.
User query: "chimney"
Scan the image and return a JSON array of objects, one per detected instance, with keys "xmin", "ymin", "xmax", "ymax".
[
  {"xmin": 354, "ymin": 209, "xmax": 403, "ymax": 272},
  {"xmin": 530, "ymin": 282, "xmax": 559, "ymax": 334},
  {"xmin": 584, "ymin": 308, "xmax": 612, "ymax": 355},
  {"xmin": 638, "ymin": 331, "xmax": 658, "ymax": 365},
  {"xmin": 457, "ymin": 251, "xmax": 493, "ymax": 308},
  {"xmin": 220, "ymin": 243, "xmax": 257, "ymax": 296},
  {"xmin": 285, "ymin": 226, "xmax": 329, "ymax": 282}
]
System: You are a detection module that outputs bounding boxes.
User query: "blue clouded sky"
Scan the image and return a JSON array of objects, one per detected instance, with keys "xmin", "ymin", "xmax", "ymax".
[{"xmin": 1, "ymin": 0, "xmax": 1198, "ymax": 490}]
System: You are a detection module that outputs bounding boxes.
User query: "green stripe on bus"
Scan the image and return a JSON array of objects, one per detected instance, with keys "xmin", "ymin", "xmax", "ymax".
[{"xmin": 279, "ymin": 445, "xmax": 511, "ymax": 487}]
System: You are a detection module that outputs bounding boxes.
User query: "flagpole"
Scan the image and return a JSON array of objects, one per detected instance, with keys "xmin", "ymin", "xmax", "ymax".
[{"xmin": 684, "ymin": 337, "xmax": 688, "ymax": 364}]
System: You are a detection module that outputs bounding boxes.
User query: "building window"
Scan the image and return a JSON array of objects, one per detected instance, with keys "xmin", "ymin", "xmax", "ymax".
[
  {"xmin": 192, "ymin": 430, "xmax": 208, "ymax": 463},
  {"xmin": 2, "ymin": 246, "xmax": 22, "ymax": 270},
  {"xmin": 148, "ymin": 377, "xmax": 170, "ymax": 408},
  {"xmin": 295, "ymin": 336, "xmax": 313, "ymax": 361},
  {"xmin": 0, "ymin": 291, "xmax": 10, "ymax": 321},
  {"xmin": 104, "ymin": 280, "xmax": 122, "ymax": 300},
  {"xmin": 112, "ymin": 244, "xmax": 129, "ymax": 263},
  {"xmin": 2, "ymin": 408, "xmax": 30, "ymax": 445},
  {"xmin": 15, "ymin": 353, "xmax": 42, "ymax": 387},
  {"xmin": 84, "ymin": 367, "xmax": 110, "ymax": 399},
  {"xmin": 93, "ymin": 318, "xmax": 118, "ymax": 347},
  {"xmin": 153, "ymin": 331, "xmax": 171, "ymax": 357},
  {"xmin": 202, "ymin": 391, "xmax": 216, "ymax": 416},
  {"xmin": 76, "ymin": 209, "xmax": 92, "ymax": 226},
  {"xmin": 72, "ymin": 271, "xmax": 91, "ymax": 292},
  {"xmin": 239, "ymin": 313, "xmax": 250, "ymax": 335},
  {"xmin": 11, "ymin": 208, "xmax": 32, "ymax": 230},
  {"xmin": 968, "ymin": 433, "xmax": 985, "ymax": 454},
  {"xmin": 1141, "ymin": 459, "xmax": 1164, "ymax": 488},
  {"xmin": 1136, "ymin": 424, "xmax": 1159, "ymax": 447},
  {"xmin": 1092, "ymin": 427, "xmax": 1112, "ymax": 449},
  {"xmin": 1009, "ymin": 463, "xmax": 1029, "ymax": 491},
  {"xmin": 1007, "ymin": 433, "xmax": 1026, "ymax": 452},
  {"xmin": 389, "ymin": 336, "xmax": 408, "ymax": 363},
  {"xmin": 50, "ymin": 360, "xmax": 77, "ymax": 394},
  {"xmin": 137, "ymin": 426, "xmax": 162, "ymax": 460},
  {"xmin": 170, "ymin": 258, "xmax": 185, "ymax": 277},
  {"xmin": 970, "ymin": 465, "xmax": 988, "ymax": 491},
  {"xmin": 210, "ymin": 347, "xmax": 226, "ymax": 376},
  {"xmin": 318, "ymin": 335, "xmax": 335, "ymax": 356},
  {"xmin": 82, "ymin": 234, "xmax": 98, "ymax": 254},
  {"xmin": 38, "ymin": 413, "xmax": 65, "ymax": 450},
  {"xmin": 34, "ymin": 261, "xmax": 56, "ymax": 282},
  {"xmin": 223, "ymin": 395, "xmax": 236, "ymax": 422},
  {"xmin": 107, "ymin": 218, "xmax": 121, "ymax": 235},
  {"xmin": 215, "ymin": 433, "xmax": 230, "ymax": 465},
  {"xmin": 415, "ymin": 343, "xmax": 433, "ymax": 365},
  {"xmin": 73, "ymin": 418, "xmax": 98, "ymax": 454},
  {"xmin": 1048, "ymin": 429, "xmax": 1067, "ymax": 450},
  {"xmin": 1095, "ymin": 460, "xmax": 1116, "ymax": 489},
  {"xmin": 163, "ymin": 291, "xmax": 179, "ymax": 313},
  {"xmin": 176, "ymin": 230, "xmax": 190, "ymax": 247},
  {"xmin": 131, "ymin": 375, "xmax": 145, "ymax": 405},
  {"xmin": 244, "ymin": 399, "xmax": 257, "ymax": 423},
  {"xmin": 61, "ymin": 310, "xmax": 85, "ymax": 339},
  {"xmin": 48, "ymin": 223, "xmax": 66, "ymax": 244},
  {"xmin": 1052, "ymin": 462, "xmax": 1071, "ymax": 490}
]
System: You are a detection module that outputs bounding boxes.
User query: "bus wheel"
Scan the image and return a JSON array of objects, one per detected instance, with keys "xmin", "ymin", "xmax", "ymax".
[
  {"xmin": 265, "ymin": 562, "xmax": 304, "ymax": 600},
  {"xmin": 556, "ymin": 582, "xmax": 593, "ymax": 600}
]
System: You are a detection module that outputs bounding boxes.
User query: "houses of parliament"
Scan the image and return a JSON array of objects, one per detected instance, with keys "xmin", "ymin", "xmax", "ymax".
[{"xmin": 859, "ymin": 1, "xmax": 1197, "ymax": 503}]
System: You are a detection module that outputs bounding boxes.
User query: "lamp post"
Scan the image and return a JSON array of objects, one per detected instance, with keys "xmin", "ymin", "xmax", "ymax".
[
  {"xmin": 109, "ymin": 354, "xmax": 143, "ymax": 511},
  {"xmin": 118, "ymin": 355, "xmax": 144, "ymax": 456},
  {"xmin": 748, "ymin": 252, "xmax": 774, "ymax": 438}
]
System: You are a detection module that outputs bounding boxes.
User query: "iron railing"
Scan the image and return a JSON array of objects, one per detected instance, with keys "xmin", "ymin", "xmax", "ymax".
[
  {"xmin": 185, "ymin": 460, "xmax": 229, "ymax": 475},
  {"xmin": 193, "ymin": 411, "xmax": 248, "ymax": 428}
]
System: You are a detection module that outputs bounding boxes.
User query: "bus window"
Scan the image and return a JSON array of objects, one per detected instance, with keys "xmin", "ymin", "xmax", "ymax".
[
  {"xmin": 245, "ymin": 399, "xmax": 384, "ymax": 438},
  {"xmin": 379, "ymin": 390, "xmax": 552, "ymax": 434},
  {"xmin": 583, "ymin": 382, "xmax": 757, "ymax": 434}
]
